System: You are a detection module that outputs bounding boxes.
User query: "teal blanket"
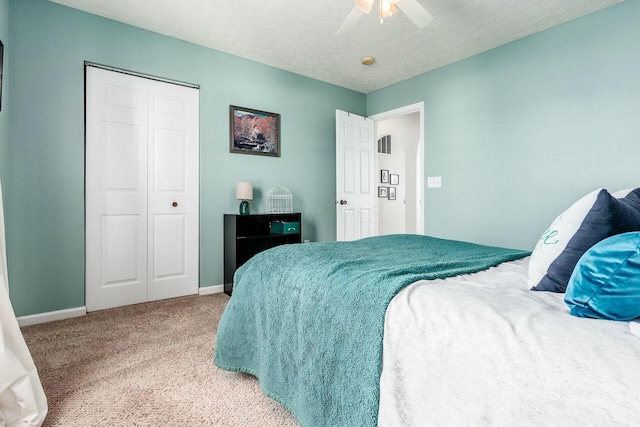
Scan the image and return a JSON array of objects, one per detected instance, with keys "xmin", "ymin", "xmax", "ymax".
[{"xmin": 214, "ymin": 234, "xmax": 530, "ymax": 426}]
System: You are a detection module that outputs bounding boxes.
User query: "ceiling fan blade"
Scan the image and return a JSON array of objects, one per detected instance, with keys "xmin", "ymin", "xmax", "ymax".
[
  {"xmin": 336, "ymin": 6, "xmax": 365, "ymax": 35},
  {"xmin": 394, "ymin": 0, "xmax": 434, "ymax": 29}
]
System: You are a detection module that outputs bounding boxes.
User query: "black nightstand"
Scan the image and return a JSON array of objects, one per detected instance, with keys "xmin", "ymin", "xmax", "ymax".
[{"xmin": 223, "ymin": 213, "xmax": 302, "ymax": 295}]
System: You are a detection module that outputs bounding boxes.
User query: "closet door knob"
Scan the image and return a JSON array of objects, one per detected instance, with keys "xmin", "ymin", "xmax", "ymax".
[{"xmin": 172, "ymin": 202, "xmax": 178, "ymax": 207}]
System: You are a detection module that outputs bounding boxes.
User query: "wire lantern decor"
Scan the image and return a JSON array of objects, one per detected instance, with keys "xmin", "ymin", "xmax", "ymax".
[{"xmin": 266, "ymin": 186, "xmax": 293, "ymax": 214}]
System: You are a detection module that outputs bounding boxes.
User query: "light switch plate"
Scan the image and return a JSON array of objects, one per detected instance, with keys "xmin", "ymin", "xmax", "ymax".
[{"xmin": 427, "ymin": 176, "xmax": 442, "ymax": 188}]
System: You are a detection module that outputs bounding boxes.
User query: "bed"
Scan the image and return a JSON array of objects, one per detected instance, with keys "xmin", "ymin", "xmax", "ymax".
[
  {"xmin": 379, "ymin": 257, "xmax": 640, "ymax": 426},
  {"xmin": 214, "ymin": 188, "xmax": 640, "ymax": 427}
]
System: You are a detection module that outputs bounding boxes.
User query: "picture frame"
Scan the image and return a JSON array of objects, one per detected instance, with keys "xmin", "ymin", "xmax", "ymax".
[
  {"xmin": 388, "ymin": 187, "xmax": 397, "ymax": 200},
  {"xmin": 378, "ymin": 186, "xmax": 388, "ymax": 198},
  {"xmin": 380, "ymin": 169, "xmax": 389, "ymax": 183},
  {"xmin": 230, "ymin": 105, "xmax": 280, "ymax": 157},
  {"xmin": 0, "ymin": 39, "xmax": 4, "ymax": 111},
  {"xmin": 390, "ymin": 174, "xmax": 399, "ymax": 185}
]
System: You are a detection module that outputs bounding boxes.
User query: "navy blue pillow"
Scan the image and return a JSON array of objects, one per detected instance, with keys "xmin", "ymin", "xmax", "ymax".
[
  {"xmin": 533, "ymin": 189, "xmax": 640, "ymax": 292},
  {"xmin": 618, "ymin": 188, "xmax": 640, "ymax": 212},
  {"xmin": 565, "ymin": 232, "xmax": 640, "ymax": 321}
]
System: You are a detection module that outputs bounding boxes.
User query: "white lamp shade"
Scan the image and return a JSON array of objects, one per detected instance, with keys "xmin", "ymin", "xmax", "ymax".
[{"xmin": 236, "ymin": 182, "xmax": 253, "ymax": 200}]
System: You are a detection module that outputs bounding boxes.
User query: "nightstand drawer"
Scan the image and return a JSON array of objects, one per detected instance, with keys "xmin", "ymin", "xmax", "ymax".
[{"xmin": 270, "ymin": 221, "xmax": 300, "ymax": 234}]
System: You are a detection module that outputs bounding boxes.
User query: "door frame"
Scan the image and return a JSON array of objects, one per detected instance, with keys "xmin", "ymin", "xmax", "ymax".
[
  {"xmin": 84, "ymin": 61, "xmax": 199, "ymax": 89},
  {"xmin": 369, "ymin": 102, "xmax": 425, "ymax": 235}
]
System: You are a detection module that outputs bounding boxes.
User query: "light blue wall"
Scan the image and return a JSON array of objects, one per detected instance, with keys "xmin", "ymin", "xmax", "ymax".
[
  {"xmin": 7, "ymin": 0, "xmax": 365, "ymax": 316},
  {"xmin": 367, "ymin": 1, "xmax": 640, "ymax": 251}
]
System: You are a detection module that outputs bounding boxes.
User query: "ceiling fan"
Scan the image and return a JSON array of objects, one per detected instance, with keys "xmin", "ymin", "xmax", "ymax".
[{"xmin": 337, "ymin": 0, "xmax": 434, "ymax": 35}]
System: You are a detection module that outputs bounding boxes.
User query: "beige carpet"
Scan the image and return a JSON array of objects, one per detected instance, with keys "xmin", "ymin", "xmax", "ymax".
[{"xmin": 21, "ymin": 294, "xmax": 299, "ymax": 427}]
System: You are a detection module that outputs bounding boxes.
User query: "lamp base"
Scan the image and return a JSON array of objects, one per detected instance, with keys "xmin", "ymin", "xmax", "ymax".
[{"xmin": 239, "ymin": 200, "xmax": 250, "ymax": 215}]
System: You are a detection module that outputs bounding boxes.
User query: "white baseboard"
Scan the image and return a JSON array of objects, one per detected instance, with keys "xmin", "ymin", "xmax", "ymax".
[
  {"xmin": 18, "ymin": 306, "xmax": 87, "ymax": 327},
  {"xmin": 17, "ymin": 286, "xmax": 224, "ymax": 327},
  {"xmin": 199, "ymin": 284, "xmax": 224, "ymax": 295}
]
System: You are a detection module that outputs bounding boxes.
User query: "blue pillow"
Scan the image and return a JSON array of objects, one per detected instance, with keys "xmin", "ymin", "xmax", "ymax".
[
  {"xmin": 530, "ymin": 189, "xmax": 640, "ymax": 293},
  {"xmin": 565, "ymin": 232, "xmax": 640, "ymax": 321},
  {"xmin": 614, "ymin": 187, "xmax": 640, "ymax": 212}
]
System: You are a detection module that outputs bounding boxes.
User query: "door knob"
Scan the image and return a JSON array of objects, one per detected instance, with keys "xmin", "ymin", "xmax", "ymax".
[
  {"xmin": 339, "ymin": 200, "xmax": 348, "ymax": 205},
  {"xmin": 172, "ymin": 202, "xmax": 178, "ymax": 207}
]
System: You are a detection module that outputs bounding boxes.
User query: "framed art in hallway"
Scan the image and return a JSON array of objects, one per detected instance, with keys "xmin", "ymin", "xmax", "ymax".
[
  {"xmin": 378, "ymin": 187, "xmax": 388, "ymax": 198},
  {"xmin": 381, "ymin": 169, "xmax": 389, "ymax": 183},
  {"xmin": 230, "ymin": 105, "xmax": 280, "ymax": 157},
  {"xmin": 388, "ymin": 187, "xmax": 396, "ymax": 200},
  {"xmin": 390, "ymin": 174, "xmax": 399, "ymax": 185}
]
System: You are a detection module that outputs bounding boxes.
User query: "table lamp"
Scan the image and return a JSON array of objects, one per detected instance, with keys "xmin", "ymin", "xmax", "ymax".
[{"xmin": 236, "ymin": 182, "xmax": 253, "ymax": 215}]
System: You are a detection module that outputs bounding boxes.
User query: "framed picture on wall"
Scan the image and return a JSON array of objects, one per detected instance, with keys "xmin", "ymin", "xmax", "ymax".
[
  {"xmin": 390, "ymin": 174, "xmax": 399, "ymax": 185},
  {"xmin": 378, "ymin": 186, "xmax": 388, "ymax": 198},
  {"xmin": 0, "ymin": 39, "xmax": 4, "ymax": 111},
  {"xmin": 388, "ymin": 187, "xmax": 396, "ymax": 200},
  {"xmin": 230, "ymin": 105, "xmax": 280, "ymax": 157},
  {"xmin": 381, "ymin": 169, "xmax": 389, "ymax": 183}
]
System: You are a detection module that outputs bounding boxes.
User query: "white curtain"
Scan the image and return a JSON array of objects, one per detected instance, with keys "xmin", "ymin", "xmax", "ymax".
[{"xmin": 0, "ymin": 180, "xmax": 47, "ymax": 426}]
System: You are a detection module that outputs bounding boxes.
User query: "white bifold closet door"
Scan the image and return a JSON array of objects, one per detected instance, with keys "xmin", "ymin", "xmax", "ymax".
[{"xmin": 85, "ymin": 66, "xmax": 199, "ymax": 312}]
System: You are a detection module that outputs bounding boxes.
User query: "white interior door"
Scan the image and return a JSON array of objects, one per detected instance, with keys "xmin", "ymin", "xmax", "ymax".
[
  {"xmin": 86, "ymin": 67, "xmax": 199, "ymax": 312},
  {"xmin": 336, "ymin": 110, "xmax": 376, "ymax": 241},
  {"xmin": 86, "ymin": 68, "xmax": 149, "ymax": 311},
  {"xmin": 147, "ymin": 80, "xmax": 199, "ymax": 301}
]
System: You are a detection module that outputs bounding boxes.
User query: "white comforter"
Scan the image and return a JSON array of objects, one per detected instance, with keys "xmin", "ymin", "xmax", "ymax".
[{"xmin": 379, "ymin": 257, "xmax": 640, "ymax": 426}]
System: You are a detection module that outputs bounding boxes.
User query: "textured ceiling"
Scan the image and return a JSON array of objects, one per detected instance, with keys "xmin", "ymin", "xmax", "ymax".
[{"xmin": 49, "ymin": 0, "xmax": 624, "ymax": 94}]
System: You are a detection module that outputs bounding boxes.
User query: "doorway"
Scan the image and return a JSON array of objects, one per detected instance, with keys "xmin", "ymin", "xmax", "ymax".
[
  {"xmin": 85, "ymin": 65, "xmax": 200, "ymax": 312},
  {"xmin": 370, "ymin": 103, "xmax": 425, "ymax": 236}
]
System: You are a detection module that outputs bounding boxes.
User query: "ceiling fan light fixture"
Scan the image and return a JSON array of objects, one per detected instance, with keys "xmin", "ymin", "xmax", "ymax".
[
  {"xmin": 361, "ymin": 56, "xmax": 375, "ymax": 66},
  {"xmin": 379, "ymin": 0, "xmax": 398, "ymax": 23},
  {"xmin": 355, "ymin": 0, "xmax": 374, "ymax": 13},
  {"xmin": 337, "ymin": 0, "xmax": 433, "ymax": 35}
]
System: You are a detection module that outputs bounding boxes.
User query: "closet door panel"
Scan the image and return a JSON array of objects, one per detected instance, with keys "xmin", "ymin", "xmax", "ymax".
[
  {"xmin": 86, "ymin": 67, "xmax": 148, "ymax": 311},
  {"xmin": 146, "ymin": 80, "xmax": 199, "ymax": 301}
]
